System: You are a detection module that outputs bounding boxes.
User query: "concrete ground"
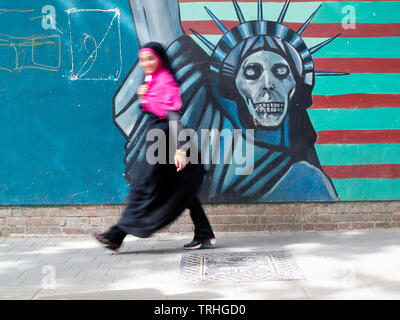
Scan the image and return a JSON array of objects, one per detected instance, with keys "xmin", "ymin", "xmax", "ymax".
[{"xmin": 0, "ymin": 228, "xmax": 399, "ymax": 300}]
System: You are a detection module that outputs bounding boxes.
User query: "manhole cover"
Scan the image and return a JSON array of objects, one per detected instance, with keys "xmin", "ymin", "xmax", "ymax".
[{"xmin": 179, "ymin": 250, "xmax": 303, "ymax": 283}]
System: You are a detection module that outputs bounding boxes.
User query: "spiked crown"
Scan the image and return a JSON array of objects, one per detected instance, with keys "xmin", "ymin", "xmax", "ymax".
[{"xmin": 190, "ymin": 0, "xmax": 348, "ymax": 88}]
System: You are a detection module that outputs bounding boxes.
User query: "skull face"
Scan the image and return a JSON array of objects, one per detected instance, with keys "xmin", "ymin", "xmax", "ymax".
[{"xmin": 235, "ymin": 51, "xmax": 296, "ymax": 128}]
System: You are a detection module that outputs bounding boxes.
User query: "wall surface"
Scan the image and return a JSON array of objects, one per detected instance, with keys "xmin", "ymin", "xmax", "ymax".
[
  {"xmin": 1, "ymin": 202, "xmax": 399, "ymax": 235},
  {"xmin": 0, "ymin": 0, "xmax": 137, "ymax": 205},
  {"xmin": 1, "ymin": 0, "xmax": 399, "ymax": 206}
]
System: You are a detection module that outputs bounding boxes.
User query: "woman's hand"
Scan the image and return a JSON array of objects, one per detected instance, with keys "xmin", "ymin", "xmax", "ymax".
[
  {"xmin": 137, "ymin": 84, "xmax": 149, "ymax": 99},
  {"xmin": 174, "ymin": 151, "xmax": 187, "ymax": 172}
]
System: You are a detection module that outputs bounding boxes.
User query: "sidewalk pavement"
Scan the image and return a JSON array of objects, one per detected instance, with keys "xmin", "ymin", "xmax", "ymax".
[{"xmin": 0, "ymin": 228, "xmax": 399, "ymax": 300}]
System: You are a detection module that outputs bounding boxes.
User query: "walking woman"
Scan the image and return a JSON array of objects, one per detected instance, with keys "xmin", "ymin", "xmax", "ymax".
[{"xmin": 93, "ymin": 42, "xmax": 215, "ymax": 252}]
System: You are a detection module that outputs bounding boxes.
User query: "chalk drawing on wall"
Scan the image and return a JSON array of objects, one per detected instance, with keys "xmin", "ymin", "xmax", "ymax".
[
  {"xmin": 0, "ymin": 8, "xmax": 61, "ymax": 72},
  {"xmin": 0, "ymin": 34, "xmax": 61, "ymax": 72},
  {"xmin": 66, "ymin": 8, "xmax": 122, "ymax": 81},
  {"xmin": 0, "ymin": 9, "xmax": 34, "ymax": 15}
]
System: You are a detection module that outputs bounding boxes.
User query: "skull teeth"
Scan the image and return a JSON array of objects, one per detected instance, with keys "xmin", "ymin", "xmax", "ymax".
[{"xmin": 254, "ymin": 102, "xmax": 284, "ymax": 113}]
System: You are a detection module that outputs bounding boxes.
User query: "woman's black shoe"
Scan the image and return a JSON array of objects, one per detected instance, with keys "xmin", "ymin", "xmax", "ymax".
[
  {"xmin": 184, "ymin": 238, "xmax": 216, "ymax": 250},
  {"xmin": 93, "ymin": 233, "xmax": 121, "ymax": 252}
]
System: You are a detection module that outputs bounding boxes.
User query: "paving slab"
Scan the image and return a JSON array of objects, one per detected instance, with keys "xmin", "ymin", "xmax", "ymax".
[{"xmin": 0, "ymin": 228, "xmax": 400, "ymax": 300}]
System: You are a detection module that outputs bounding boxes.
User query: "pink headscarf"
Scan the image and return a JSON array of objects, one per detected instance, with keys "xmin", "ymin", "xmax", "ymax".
[{"xmin": 139, "ymin": 48, "xmax": 182, "ymax": 118}]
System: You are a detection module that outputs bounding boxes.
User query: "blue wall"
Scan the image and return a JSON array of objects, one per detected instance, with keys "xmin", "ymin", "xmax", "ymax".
[
  {"xmin": 2, "ymin": 0, "xmax": 399, "ymax": 204},
  {"xmin": 0, "ymin": 0, "xmax": 139, "ymax": 204}
]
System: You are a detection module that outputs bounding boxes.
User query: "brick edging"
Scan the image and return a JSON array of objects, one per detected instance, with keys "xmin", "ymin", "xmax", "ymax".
[{"xmin": 1, "ymin": 201, "xmax": 400, "ymax": 235}]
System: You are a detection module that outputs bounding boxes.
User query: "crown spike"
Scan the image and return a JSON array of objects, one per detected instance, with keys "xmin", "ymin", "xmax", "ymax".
[
  {"xmin": 189, "ymin": 28, "xmax": 216, "ymax": 51},
  {"xmin": 309, "ymin": 33, "xmax": 341, "ymax": 54},
  {"xmin": 205, "ymin": 7, "xmax": 229, "ymax": 34},
  {"xmin": 298, "ymin": 4, "xmax": 322, "ymax": 36},
  {"xmin": 232, "ymin": 0, "xmax": 246, "ymax": 24},
  {"xmin": 258, "ymin": 0, "xmax": 263, "ymax": 20},
  {"xmin": 277, "ymin": 0, "xmax": 290, "ymax": 24},
  {"xmin": 315, "ymin": 71, "xmax": 349, "ymax": 76}
]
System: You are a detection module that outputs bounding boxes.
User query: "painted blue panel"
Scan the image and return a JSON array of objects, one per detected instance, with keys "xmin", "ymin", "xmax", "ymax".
[{"xmin": 0, "ymin": 0, "xmax": 138, "ymax": 204}]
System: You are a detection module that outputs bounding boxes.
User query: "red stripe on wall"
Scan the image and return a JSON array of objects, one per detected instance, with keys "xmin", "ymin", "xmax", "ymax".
[
  {"xmin": 288, "ymin": 23, "xmax": 400, "ymax": 38},
  {"xmin": 311, "ymin": 94, "xmax": 400, "ymax": 109},
  {"xmin": 183, "ymin": 21, "xmax": 238, "ymax": 34},
  {"xmin": 323, "ymin": 164, "xmax": 400, "ymax": 179},
  {"xmin": 313, "ymin": 58, "xmax": 400, "ymax": 74},
  {"xmin": 316, "ymin": 130, "xmax": 400, "ymax": 144},
  {"xmin": 182, "ymin": 21, "xmax": 400, "ymax": 38}
]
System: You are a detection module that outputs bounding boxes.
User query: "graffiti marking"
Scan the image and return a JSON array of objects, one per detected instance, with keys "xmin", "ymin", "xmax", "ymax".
[
  {"xmin": 66, "ymin": 8, "xmax": 122, "ymax": 81},
  {"xmin": 0, "ymin": 34, "xmax": 61, "ymax": 72},
  {"xmin": 0, "ymin": 9, "xmax": 34, "ymax": 15}
]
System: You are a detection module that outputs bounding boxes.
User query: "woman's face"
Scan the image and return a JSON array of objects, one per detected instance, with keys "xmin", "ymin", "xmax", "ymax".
[{"xmin": 139, "ymin": 50, "xmax": 159, "ymax": 74}]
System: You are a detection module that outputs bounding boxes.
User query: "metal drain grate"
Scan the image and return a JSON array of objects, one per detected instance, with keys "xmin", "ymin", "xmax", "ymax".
[{"xmin": 179, "ymin": 250, "xmax": 303, "ymax": 283}]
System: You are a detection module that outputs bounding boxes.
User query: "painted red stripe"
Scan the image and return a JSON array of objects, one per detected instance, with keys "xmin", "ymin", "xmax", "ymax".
[
  {"xmin": 311, "ymin": 94, "xmax": 400, "ymax": 109},
  {"xmin": 289, "ymin": 23, "xmax": 400, "ymax": 38},
  {"xmin": 313, "ymin": 58, "xmax": 400, "ymax": 73},
  {"xmin": 182, "ymin": 21, "xmax": 400, "ymax": 38},
  {"xmin": 323, "ymin": 164, "xmax": 400, "ymax": 179},
  {"xmin": 316, "ymin": 130, "xmax": 400, "ymax": 144}
]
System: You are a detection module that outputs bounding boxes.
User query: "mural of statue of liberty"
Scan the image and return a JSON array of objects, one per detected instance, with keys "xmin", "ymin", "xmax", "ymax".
[{"xmin": 113, "ymin": 0, "xmax": 347, "ymax": 202}]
